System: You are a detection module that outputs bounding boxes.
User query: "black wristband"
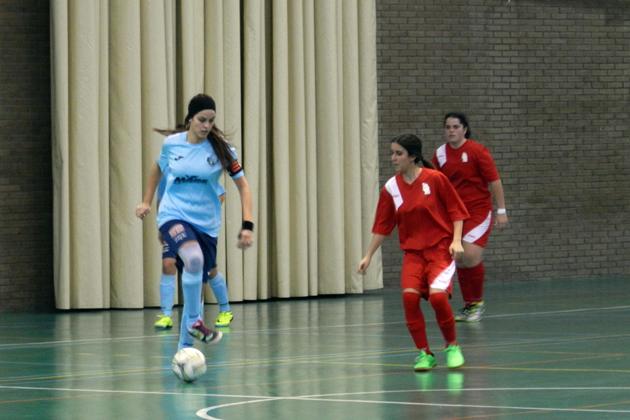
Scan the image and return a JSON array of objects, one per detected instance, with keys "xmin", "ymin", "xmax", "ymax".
[{"xmin": 242, "ymin": 220, "xmax": 254, "ymax": 231}]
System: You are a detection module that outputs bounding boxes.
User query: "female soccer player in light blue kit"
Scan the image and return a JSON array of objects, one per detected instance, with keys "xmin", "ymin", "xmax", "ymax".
[
  {"xmin": 136, "ymin": 94, "xmax": 254, "ymax": 349},
  {"xmin": 153, "ymin": 170, "xmax": 229, "ymax": 330}
]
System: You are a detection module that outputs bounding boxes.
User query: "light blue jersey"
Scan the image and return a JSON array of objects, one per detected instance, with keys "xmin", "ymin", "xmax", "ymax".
[
  {"xmin": 157, "ymin": 132, "xmax": 242, "ymax": 237},
  {"xmin": 157, "ymin": 166, "xmax": 224, "ymax": 207},
  {"xmin": 156, "ymin": 166, "xmax": 168, "ymax": 205}
]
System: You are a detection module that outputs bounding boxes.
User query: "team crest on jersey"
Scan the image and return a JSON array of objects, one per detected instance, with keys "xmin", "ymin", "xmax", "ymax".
[
  {"xmin": 461, "ymin": 152, "xmax": 468, "ymax": 163},
  {"xmin": 422, "ymin": 182, "xmax": 431, "ymax": 195},
  {"xmin": 207, "ymin": 156, "xmax": 219, "ymax": 166}
]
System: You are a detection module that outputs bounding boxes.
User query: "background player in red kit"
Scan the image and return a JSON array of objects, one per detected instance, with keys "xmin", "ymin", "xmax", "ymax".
[
  {"xmin": 433, "ymin": 112, "xmax": 508, "ymax": 322},
  {"xmin": 358, "ymin": 133, "xmax": 469, "ymax": 371}
]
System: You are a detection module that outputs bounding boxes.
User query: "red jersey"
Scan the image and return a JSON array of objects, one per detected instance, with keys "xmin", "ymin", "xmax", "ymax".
[
  {"xmin": 372, "ymin": 169, "xmax": 469, "ymax": 251},
  {"xmin": 432, "ymin": 139, "xmax": 499, "ymax": 212}
]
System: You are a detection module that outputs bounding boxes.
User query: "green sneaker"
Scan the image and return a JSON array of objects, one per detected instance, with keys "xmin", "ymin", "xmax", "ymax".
[
  {"xmin": 154, "ymin": 314, "xmax": 173, "ymax": 329},
  {"xmin": 455, "ymin": 301, "xmax": 485, "ymax": 322},
  {"xmin": 413, "ymin": 350, "xmax": 437, "ymax": 371},
  {"xmin": 215, "ymin": 311, "xmax": 234, "ymax": 327},
  {"xmin": 444, "ymin": 344, "xmax": 465, "ymax": 369}
]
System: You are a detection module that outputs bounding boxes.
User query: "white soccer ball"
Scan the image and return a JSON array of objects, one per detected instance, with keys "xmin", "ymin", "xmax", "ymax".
[{"xmin": 171, "ymin": 347, "xmax": 207, "ymax": 382}]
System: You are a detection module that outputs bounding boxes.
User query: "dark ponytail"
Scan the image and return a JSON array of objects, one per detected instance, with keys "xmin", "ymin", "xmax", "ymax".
[
  {"xmin": 206, "ymin": 126, "xmax": 236, "ymax": 170},
  {"xmin": 391, "ymin": 133, "xmax": 434, "ymax": 169},
  {"xmin": 154, "ymin": 125, "xmax": 236, "ymax": 171},
  {"xmin": 155, "ymin": 92, "xmax": 237, "ymax": 172}
]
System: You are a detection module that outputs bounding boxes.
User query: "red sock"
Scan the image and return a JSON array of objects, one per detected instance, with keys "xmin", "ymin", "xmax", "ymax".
[
  {"xmin": 467, "ymin": 263, "xmax": 485, "ymax": 302},
  {"xmin": 457, "ymin": 263, "xmax": 485, "ymax": 303},
  {"xmin": 429, "ymin": 292, "xmax": 456, "ymax": 345},
  {"xmin": 402, "ymin": 292, "xmax": 429, "ymax": 351},
  {"xmin": 456, "ymin": 267, "xmax": 473, "ymax": 303}
]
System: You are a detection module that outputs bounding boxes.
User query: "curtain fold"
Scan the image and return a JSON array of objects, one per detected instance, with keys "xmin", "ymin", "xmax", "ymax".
[
  {"xmin": 138, "ymin": 0, "xmax": 177, "ymax": 307},
  {"xmin": 51, "ymin": 0, "xmax": 381, "ymax": 309},
  {"xmin": 242, "ymin": 0, "xmax": 270, "ymax": 300},
  {"xmin": 109, "ymin": 0, "xmax": 143, "ymax": 308},
  {"xmin": 52, "ymin": 0, "xmax": 111, "ymax": 309}
]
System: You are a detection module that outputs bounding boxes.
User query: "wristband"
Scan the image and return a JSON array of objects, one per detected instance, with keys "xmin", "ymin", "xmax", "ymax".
[
  {"xmin": 496, "ymin": 208, "xmax": 507, "ymax": 215},
  {"xmin": 242, "ymin": 220, "xmax": 254, "ymax": 231}
]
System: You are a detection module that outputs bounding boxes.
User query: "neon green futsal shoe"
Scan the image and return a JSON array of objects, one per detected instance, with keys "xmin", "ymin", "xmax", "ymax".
[
  {"xmin": 414, "ymin": 350, "xmax": 437, "ymax": 371},
  {"xmin": 154, "ymin": 314, "xmax": 173, "ymax": 329},
  {"xmin": 215, "ymin": 311, "xmax": 234, "ymax": 327},
  {"xmin": 444, "ymin": 344, "xmax": 465, "ymax": 369}
]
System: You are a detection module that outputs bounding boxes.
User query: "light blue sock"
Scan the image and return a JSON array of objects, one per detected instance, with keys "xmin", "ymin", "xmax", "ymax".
[
  {"xmin": 210, "ymin": 272, "xmax": 230, "ymax": 312},
  {"xmin": 178, "ymin": 269, "xmax": 203, "ymax": 349},
  {"xmin": 160, "ymin": 274, "xmax": 176, "ymax": 316}
]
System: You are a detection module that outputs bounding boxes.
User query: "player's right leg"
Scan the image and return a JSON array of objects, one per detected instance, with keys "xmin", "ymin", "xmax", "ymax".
[{"xmin": 155, "ymin": 255, "xmax": 177, "ymax": 329}]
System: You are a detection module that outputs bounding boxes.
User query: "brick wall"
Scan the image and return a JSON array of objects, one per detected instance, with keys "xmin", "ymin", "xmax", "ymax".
[
  {"xmin": 0, "ymin": 0, "xmax": 53, "ymax": 311},
  {"xmin": 2, "ymin": 0, "xmax": 629, "ymax": 310},
  {"xmin": 376, "ymin": 0, "xmax": 630, "ymax": 287}
]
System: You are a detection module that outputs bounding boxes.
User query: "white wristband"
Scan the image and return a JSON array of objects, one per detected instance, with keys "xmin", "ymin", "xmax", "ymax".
[{"xmin": 496, "ymin": 208, "xmax": 507, "ymax": 215}]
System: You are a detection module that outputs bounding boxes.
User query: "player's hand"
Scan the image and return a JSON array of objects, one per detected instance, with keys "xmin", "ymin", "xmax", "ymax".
[
  {"xmin": 357, "ymin": 256, "xmax": 371, "ymax": 274},
  {"xmin": 449, "ymin": 241, "xmax": 464, "ymax": 261},
  {"xmin": 495, "ymin": 213, "xmax": 508, "ymax": 229},
  {"xmin": 135, "ymin": 202, "xmax": 151, "ymax": 219},
  {"xmin": 237, "ymin": 229, "xmax": 254, "ymax": 249}
]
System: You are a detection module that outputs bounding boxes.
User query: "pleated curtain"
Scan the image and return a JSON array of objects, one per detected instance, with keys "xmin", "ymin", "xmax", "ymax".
[{"xmin": 51, "ymin": 0, "xmax": 381, "ymax": 309}]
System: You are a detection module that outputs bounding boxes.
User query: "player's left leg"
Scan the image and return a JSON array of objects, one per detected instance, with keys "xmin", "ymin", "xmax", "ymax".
[
  {"xmin": 209, "ymin": 269, "xmax": 233, "ymax": 327},
  {"xmin": 456, "ymin": 210, "xmax": 492, "ymax": 322},
  {"xmin": 456, "ymin": 242, "xmax": 486, "ymax": 322},
  {"xmin": 426, "ymin": 240, "xmax": 464, "ymax": 369},
  {"xmin": 155, "ymin": 257, "xmax": 178, "ymax": 329}
]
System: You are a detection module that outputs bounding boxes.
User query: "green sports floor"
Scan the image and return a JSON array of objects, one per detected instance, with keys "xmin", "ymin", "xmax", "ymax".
[{"xmin": 2, "ymin": 277, "xmax": 630, "ymax": 419}]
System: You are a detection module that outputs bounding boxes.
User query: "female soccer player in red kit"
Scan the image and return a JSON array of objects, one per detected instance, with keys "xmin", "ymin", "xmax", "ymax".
[
  {"xmin": 433, "ymin": 112, "xmax": 508, "ymax": 322},
  {"xmin": 358, "ymin": 133, "xmax": 469, "ymax": 371}
]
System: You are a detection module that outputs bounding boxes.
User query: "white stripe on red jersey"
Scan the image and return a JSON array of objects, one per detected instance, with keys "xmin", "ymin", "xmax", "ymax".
[{"xmin": 463, "ymin": 210, "xmax": 492, "ymax": 243}]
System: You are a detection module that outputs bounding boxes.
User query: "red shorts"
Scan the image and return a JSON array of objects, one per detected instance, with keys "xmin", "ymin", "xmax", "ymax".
[
  {"xmin": 462, "ymin": 209, "xmax": 493, "ymax": 247},
  {"xmin": 400, "ymin": 238, "xmax": 456, "ymax": 299}
]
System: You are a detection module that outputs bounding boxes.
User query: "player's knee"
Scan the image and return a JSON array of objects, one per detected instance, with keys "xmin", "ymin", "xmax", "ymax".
[
  {"xmin": 402, "ymin": 289, "xmax": 421, "ymax": 309},
  {"xmin": 461, "ymin": 245, "xmax": 483, "ymax": 267},
  {"xmin": 162, "ymin": 258, "xmax": 177, "ymax": 275},
  {"xmin": 178, "ymin": 242, "xmax": 204, "ymax": 274},
  {"xmin": 428, "ymin": 290, "xmax": 448, "ymax": 305},
  {"xmin": 186, "ymin": 256, "xmax": 203, "ymax": 273},
  {"xmin": 207, "ymin": 268, "xmax": 219, "ymax": 280}
]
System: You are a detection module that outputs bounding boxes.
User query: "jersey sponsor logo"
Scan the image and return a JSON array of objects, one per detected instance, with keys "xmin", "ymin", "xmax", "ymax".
[
  {"xmin": 422, "ymin": 182, "xmax": 431, "ymax": 195},
  {"xmin": 173, "ymin": 175, "xmax": 208, "ymax": 185},
  {"xmin": 207, "ymin": 156, "xmax": 219, "ymax": 166},
  {"xmin": 173, "ymin": 155, "xmax": 184, "ymax": 161},
  {"xmin": 461, "ymin": 152, "xmax": 468, "ymax": 163}
]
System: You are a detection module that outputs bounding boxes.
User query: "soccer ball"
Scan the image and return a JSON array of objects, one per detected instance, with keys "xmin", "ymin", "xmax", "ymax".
[{"xmin": 171, "ymin": 347, "xmax": 207, "ymax": 382}]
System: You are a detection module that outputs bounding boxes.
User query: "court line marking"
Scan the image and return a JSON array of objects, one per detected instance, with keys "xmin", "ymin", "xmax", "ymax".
[
  {"xmin": 1, "ymin": 303, "xmax": 629, "ymax": 350},
  {"xmin": 196, "ymin": 386, "xmax": 630, "ymax": 419},
  {"xmin": 3, "ymin": 384, "xmax": 630, "ymax": 417},
  {"xmin": 0, "ymin": 384, "xmax": 272, "ymax": 400}
]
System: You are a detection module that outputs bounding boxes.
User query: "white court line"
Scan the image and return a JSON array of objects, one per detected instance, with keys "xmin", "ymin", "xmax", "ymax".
[
  {"xmin": 3, "ymin": 384, "xmax": 630, "ymax": 418},
  {"xmin": 483, "ymin": 304, "xmax": 630, "ymax": 319},
  {"xmin": 2, "ymin": 304, "xmax": 629, "ymax": 350},
  {"xmin": 196, "ymin": 386, "xmax": 630, "ymax": 419},
  {"xmin": 0, "ymin": 384, "xmax": 273, "ymax": 400},
  {"xmin": 0, "ymin": 334, "xmax": 177, "ymax": 350}
]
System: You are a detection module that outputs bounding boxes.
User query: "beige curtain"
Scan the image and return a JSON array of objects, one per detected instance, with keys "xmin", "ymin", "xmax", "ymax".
[{"xmin": 51, "ymin": 0, "xmax": 381, "ymax": 309}]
